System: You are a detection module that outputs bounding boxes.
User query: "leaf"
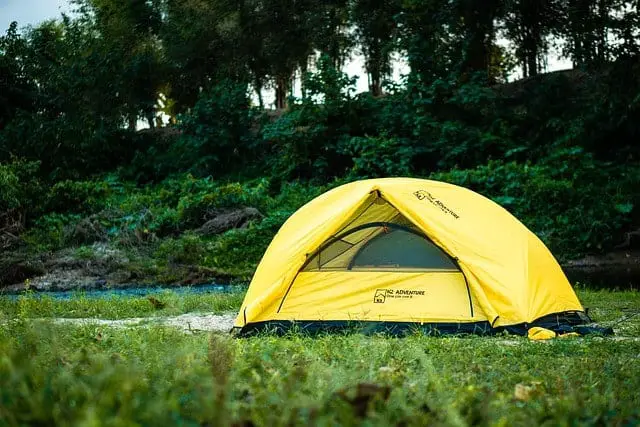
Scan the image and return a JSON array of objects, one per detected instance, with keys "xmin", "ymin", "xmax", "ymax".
[
  {"xmin": 495, "ymin": 196, "xmax": 516, "ymax": 206},
  {"xmin": 615, "ymin": 203, "xmax": 633, "ymax": 214}
]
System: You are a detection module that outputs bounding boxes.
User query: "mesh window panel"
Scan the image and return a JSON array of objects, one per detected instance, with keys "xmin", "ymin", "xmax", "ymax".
[
  {"xmin": 318, "ymin": 239, "xmax": 352, "ymax": 268},
  {"xmin": 349, "ymin": 229, "xmax": 458, "ymax": 270},
  {"xmin": 302, "ymin": 195, "xmax": 457, "ymax": 272},
  {"xmin": 337, "ymin": 197, "xmax": 397, "ymax": 244}
]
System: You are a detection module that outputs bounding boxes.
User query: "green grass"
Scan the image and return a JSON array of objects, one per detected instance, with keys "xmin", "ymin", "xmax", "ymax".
[
  {"xmin": 577, "ymin": 289, "xmax": 640, "ymax": 336},
  {"xmin": 0, "ymin": 288, "xmax": 246, "ymax": 320},
  {"xmin": 1, "ymin": 319, "xmax": 639, "ymax": 426},
  {"xmin": 0, "ymin": 289, "xmax": 639, "ymax": 425}
]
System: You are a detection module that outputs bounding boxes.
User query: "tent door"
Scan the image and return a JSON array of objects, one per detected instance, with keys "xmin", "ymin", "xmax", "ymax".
[{"xmin": 276, "ymin": 193, "xmax": 475, "ymax": 318}]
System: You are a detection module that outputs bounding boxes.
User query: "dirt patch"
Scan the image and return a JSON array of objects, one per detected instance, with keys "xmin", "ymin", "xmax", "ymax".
[
  {"xmin": 51, "ymin": 313, "xmax": 236, "ymax": 333},
  {"xmin": 0, "ymin": 252, "xmax": 46, "ymax": 287},
  {"xmin": 563, "ymin": 250, "xmax": 640, "ymax": 270},
  {"xmin": 23, "ymin": 315, "xmax": 640, "ymax": 341}
]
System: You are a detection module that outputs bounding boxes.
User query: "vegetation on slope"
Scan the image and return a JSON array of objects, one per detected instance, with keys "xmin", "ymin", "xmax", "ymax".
[{"xmin": 2, "ymin": 1, "xmax": 640, "ymax": 287}]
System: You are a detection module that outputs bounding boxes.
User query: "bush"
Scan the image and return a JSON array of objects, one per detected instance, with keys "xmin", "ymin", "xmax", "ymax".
[
  {"xmin": 44, "ymin": 179, "xmax": 114, "ymax": 215},
  {"xmin": 176, "ymin": 178, "xmax": 270, "ymax": 229},
  {"xmin": 0, "ymin": 159, "xmax": 41, "ymax": 213},
  {"xmin": 154, "ymin": 234, "xmax": 209, "ymax": 266},
  {"xmin": 0, "ymin": 163, "xmax": 22, "ymax": 212},
  {"xmin": 174, "ymin": 79, "xmax": 257, "ymax": 177},
  {"xmin": 338, "ymin": 136, "xmax": 417, "ymax": 178},
  {"xmin": 432, "ymin": 151, "xmax": 640, "ymax": 259}
]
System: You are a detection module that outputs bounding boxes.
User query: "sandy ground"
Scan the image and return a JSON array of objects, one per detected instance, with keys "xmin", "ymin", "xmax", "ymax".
[{"xmin": 51, "ymin": 313, "xmax": 237, "ymax": 333}]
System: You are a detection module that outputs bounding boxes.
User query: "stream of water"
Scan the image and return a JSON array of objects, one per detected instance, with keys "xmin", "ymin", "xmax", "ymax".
[{"xmin": 2, "ymin": 283, "xmax": 246, "ymax": 300}]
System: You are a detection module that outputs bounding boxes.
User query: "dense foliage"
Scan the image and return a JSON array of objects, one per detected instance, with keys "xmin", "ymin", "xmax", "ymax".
[{"xmin": 2, "ymin": 0, "xmax": 640, "ymax": 286}]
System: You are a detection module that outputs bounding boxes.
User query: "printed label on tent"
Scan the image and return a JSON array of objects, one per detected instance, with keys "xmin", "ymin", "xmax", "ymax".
[
  {"xmin": 373, "ymin": 289, "xmax": 425, "ymax": 303},
  {"xmin": 413, "ymin": 190, "xmax": 460, "ymax": 219}
]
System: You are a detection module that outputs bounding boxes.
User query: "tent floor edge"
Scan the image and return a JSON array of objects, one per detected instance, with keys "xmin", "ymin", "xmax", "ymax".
[
  {"xmin": 234, "ymin": 320, "xmax": 494, "ymax": 337},
  {"xmin": 232, "ymin": 310, "xmax": 612, "ymax": 338}
]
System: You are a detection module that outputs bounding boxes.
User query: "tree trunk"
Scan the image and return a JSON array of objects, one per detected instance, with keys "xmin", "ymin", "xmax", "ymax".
[
  {"xmin": 128, "ymin": 113, "xmax": 137, "ymax": 131},
  {"xmin": 255, "ymin": 77, "xmax": 264, "ymax": 109},
  {"xmin": 458, "ymin": 0, "xmax": 497, "ymax": 78},
  {"xmin": 569, "ymin": 0, "xmax": 594, "ymax": 67},
  {"xmin": 520, "ymin": 0, "xmax": 540, "ymax": 77},
  {"xmin": 368, "ymin": 71, "xmax": 382, "ymax": 97},
  {"xmin": 596, "ymin": 0, "xmax": 608, "ymax": 63},
  {"xmin": 145, "ymin": 109, "xmax": 155, "ymax": 129},
  {"xmin": 367, "ymin": 44, "xmax": 383, "ymax": 96},
  {"xmin": 327, "ymin": 7, "xmax": 342, "ymax": 69},
  {"xmin": 275, "ymin": 75, "xmax": 290, "ymax": 110},
  {"xmin": 300, "ymin": 55, "xmax": 309, "ymax": 98},
  {"xmin": 527, "ymin": 43, "xmax": 538, "ymax": 77}
]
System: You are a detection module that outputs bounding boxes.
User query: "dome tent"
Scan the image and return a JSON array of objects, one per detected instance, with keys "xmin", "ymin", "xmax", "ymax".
[{"xmin": 232, "ymin": 178, "xmax": 592, "ymax": 336}]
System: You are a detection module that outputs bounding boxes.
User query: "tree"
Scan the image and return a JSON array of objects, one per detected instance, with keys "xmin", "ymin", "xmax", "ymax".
[
  {"xmin": 397, "ymin": 0, "xmax": 453, "ymax": 84},
  {"xmin": 0, "ymin": 22, "xmax": 34, "ymax": 131},
  {"xmin": 503, "ymin": 0, "xmax": 561, "ymax": 77},
  {"xmin": 559, "ymin": 0, "xmax": 637, "ymax": 67},
  {"xmin": 313, "ymin": 0, "xmax": 351, "ymax": 66},
  {"xmin": 255, "ymin": 0, "xmax": 315, "ymax": 109},
  {"xmin": 161, "ymin": 0, "xmax": 227, "ymax": 113},
  {"xmin": 451, "ymin": 0, "xmax": 503, "ymax": 79},
  {"xmin": 350, "ymin": 0, "xmax": 401, "ymax": 96},
  {"xmin": 77, "ymin": 0, "xmax": 164, "ymax": 128}
]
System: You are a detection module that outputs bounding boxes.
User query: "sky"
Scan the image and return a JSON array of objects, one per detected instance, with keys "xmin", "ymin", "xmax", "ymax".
[
  {"xmin": 2, "ymin": 0, "xmax": 572, "ymax": 108},
  {"xmin": 1, "ymin": 0, "xmax": 70, "ymax": 31}
]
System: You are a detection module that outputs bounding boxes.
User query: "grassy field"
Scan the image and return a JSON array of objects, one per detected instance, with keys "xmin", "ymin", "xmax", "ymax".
[
  {"xmin": 0, "ymin": 288, "xmax": 246, "ymax": 320},
  {"xmin": 1, "ymin": 289, "xmax": 639, "ymax": 426}
]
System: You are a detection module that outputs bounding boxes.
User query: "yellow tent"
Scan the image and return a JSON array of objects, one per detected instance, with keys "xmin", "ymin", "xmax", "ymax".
[{"xmin": 232, "ymin": 178, "xmax": 589, "ymax": 336}]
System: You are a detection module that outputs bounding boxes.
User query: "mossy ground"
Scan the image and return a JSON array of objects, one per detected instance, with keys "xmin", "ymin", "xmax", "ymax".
[{"xmin": 1, "ymin": 289, "xmax": 639, "ymax": 426}]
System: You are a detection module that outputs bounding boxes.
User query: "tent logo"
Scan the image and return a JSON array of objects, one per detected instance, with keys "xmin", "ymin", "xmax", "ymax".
[
  {"xmin": 414, "ymin": 190, "xmax": 460, "ymax": 219},
  {"xmin": 374, "ymin": 289, "xmax": 425, "ymax": 303},
  {"xmin": 374, "ymin": 289, "xmax": 387, "ymax": 303}
]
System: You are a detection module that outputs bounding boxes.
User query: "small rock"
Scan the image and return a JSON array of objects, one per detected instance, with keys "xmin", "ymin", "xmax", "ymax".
[
  {"xmin": 196, "ymin": 207, "xmax": 263, "ymax": 236},
  {"xmin": 0, "ymin": 252, "xmax": 46, "ymax": 287},
  {"xmin": 64, "ymin": 217, "xmax": 107, "ymax": 245},
  {"xmin": 514, "ymin": 383, "xmax": 533, "ymax": 401},
  {"xmin": 106, "ymin": 270, "xmax": 132, "ymax": 284}
]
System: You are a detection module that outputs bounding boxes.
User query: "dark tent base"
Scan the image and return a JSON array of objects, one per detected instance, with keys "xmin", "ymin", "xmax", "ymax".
[{"xmin": 233, "ymin": 311, "xmax": 613, "ymax": 338}]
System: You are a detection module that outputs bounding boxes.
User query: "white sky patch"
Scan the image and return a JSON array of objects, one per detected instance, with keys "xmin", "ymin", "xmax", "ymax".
[{"xmin": 0, "ymin": 0, "xmax": 70, "ymax": 31}]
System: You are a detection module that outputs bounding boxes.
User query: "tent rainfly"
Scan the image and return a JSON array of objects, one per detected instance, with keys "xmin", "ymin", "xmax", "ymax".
[{"xmin": 232, "ymin": 178, "xmax": 597, "ymax": 337}]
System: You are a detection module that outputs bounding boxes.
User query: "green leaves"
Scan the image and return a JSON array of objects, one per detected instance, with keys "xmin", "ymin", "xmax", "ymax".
[
  {"xmin": 614, "ymin": 203, "xmax": 634, "ymax": 215},
  {"xmin": 432, "ymin": 159, "xmax": 640, "ymax": 260},
  {"xmin": 338, "ymin": 136, "xmax": 417, "ymax": 178},
  {"xmin": 176, "ymin": 79, "xmax": 255, "ymax": 177}
]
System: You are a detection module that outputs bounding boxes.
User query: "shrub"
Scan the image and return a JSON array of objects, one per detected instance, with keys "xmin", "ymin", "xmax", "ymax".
[
  {"xmin": 44, "ymin": 179, "xmax": 113, "ymax": 215},
  {"xmin": 432, "ymin": 152, "xmax": 640, "ymax": 259},
  {"xmin": 0, "ymin": 159, "xmax": 41, "ymax": 213},
  {"xmin": 338, "ymin": 136, "xmax": 417, "ymax": 178},
  {"xmin": 174, "ymin": 79, "xmax": 258, "ymax": 177},
  {"xmin": 176, "ymin": 179, "xmax": 270, "ymax": 229}
]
